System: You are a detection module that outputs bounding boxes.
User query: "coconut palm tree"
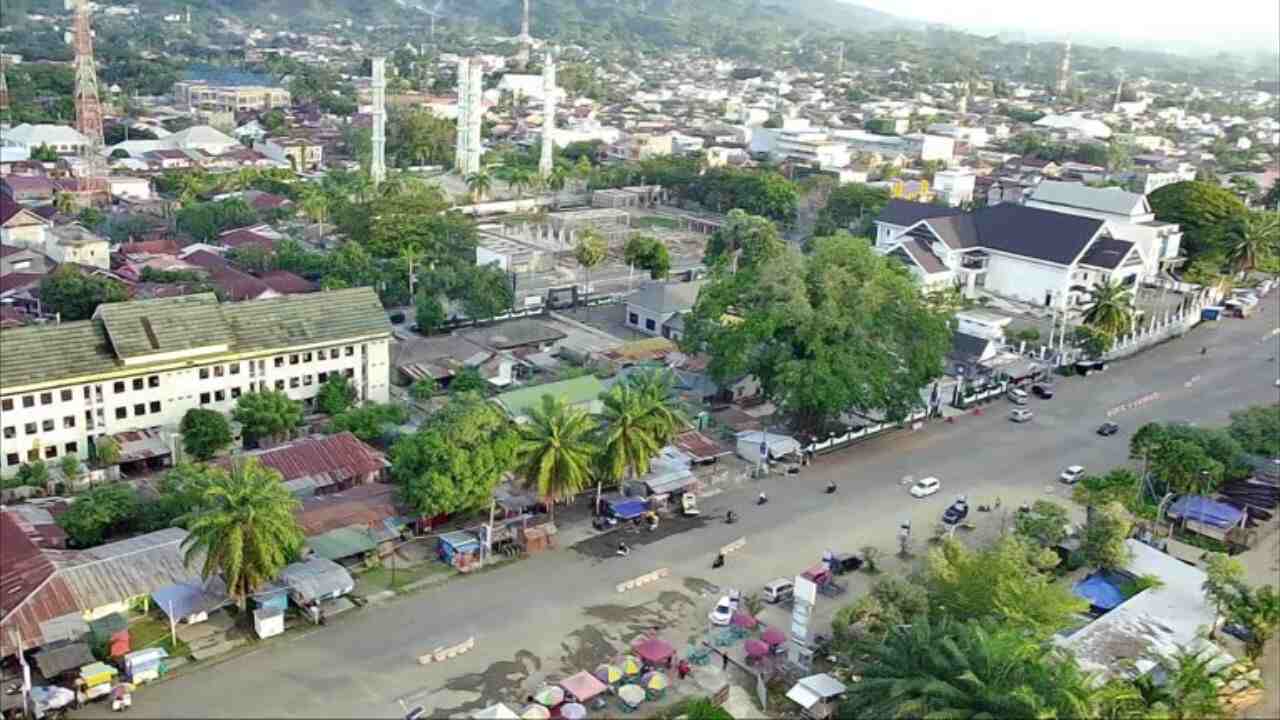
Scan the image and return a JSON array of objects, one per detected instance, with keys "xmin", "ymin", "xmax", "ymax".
[
  {"xmin": 465, "ymin": 169, "xmax": 492, "ymax": 202},
  {"xmin": 547, "ymin": 164, "xmax": 570, "ymax": 207},
  {"xmin": 508, "ymin": 166, "xmax": 534, "ymax": 198},
  {"xmin": 181, "ymin": 458, "xmax": 303, "ymax": 610},
  {"xmin": 1132, "ymin": 647, "xmax": 1230, "ymax": 720},
  {"xmin": 1225, "ymin": 211, "xmax": 1280, "ymax": 276},
  {"xmin": 595, "ymin": 383, "xmax": 662, "ymax": 510},
  {"xmin": 626, "ymin": 368, "xmax": 689, "ymax": 447},
  {"xmin": 513, "ymin": 395, "xmax": 598, "ymax": 521},
  {"xmin": 1082, "ymin": 277, "xmax": 1136, "ymax": 337},
  {"xmin": 299, "ymin": 185, "xmax": 329, "ymax": 241}
]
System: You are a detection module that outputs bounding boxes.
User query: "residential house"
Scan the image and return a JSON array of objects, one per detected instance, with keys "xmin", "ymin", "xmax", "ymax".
[
  {"xmin": 144, "ymin": 149, "xmax": 197, "ymax": 170},
  {"xmin": 293, "ymin": 483, "xmax": 403, "ymax": 563},
  {"xmin": 1, "ymin": 124, "xmax": 89, "ymax": 155},
  {"xmin": 0, "ymin": 288, "xmax": 392, "ymax": 477},
  {"xmin": 182, "ymin": 250, "xmax": 277, "ymax": 301},
  {"xmin": 218, "ymin": 224, "xmax": 284, "ymax": 253},
  {"xmin": 46, "ymin": 223, "xmax": 110, "ymax": 269},
  {"xmin": 258, "ymin": 270, "xmax": 318, "ymax": 296},
  {"xmin": 874, "ymin": 199, "xmax": 1148, "ymax": 309},
  {"xmin": 260, "ymin": 136, "xmax": 324, "ymax": 172},
  {"xmin": 495, "ymin": 375, "xmax": 606, "ymax": 423},
  {"xmin": 1025, "ymin": 181, "xmax": 1182, "ymax": 276},
  {"xmin": 0, "ymin": 244, "xmax": 54, "ymax": 276},
  {"xmin": 236, "ymin": 432, "xmax": 387, "ymax": 497},
  {"xmin": 1, "ymin": 175, "xmax": 57, "ymax": 205},
  {"xmin": 391, "ymin": 334, "xmax": 513, "ymax": 389},
  {"xmin": 108, "ymin": 176, "xmax": 152, "ymax": 202},
  {"xmin": 625, "ymin": 281, "xmax": 704, "ymax": 340},
  {"xmin": 0, "ymin": 194, "xmax": 51, "ymax": 248}
]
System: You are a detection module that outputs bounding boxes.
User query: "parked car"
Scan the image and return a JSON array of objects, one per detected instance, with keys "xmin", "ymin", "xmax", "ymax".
[
  {"xmin": 1031, "ymin": 384, "xmax": 1055, "ymax": 399},
  {"xmin": 1097, "ymin": 422, "xmax": 1120, "ymax": 436},
  {"xmin": 828, "ymin": 553, "xmax": 864, "ymax": 574},
  {"xmin": 762, "ymin": 579, "xmax": 794, "ymax": 604},
  {"xmin": 1007, "ymin": 388, "xmax": 1029, "ymax": 405},
  {"xmin": 709, "ymin": 596, "xmax": 735, "ymax": 625},
  {"xmin": 910, "ymin": 476, "xmax": 941, "ymax": 498},
  {"xmin": 942, "ymin": 497, "xmax": 970, "ymax": 525},
  {"xmin": 1060, "ymin": 465, "xmax": 1086, "ymax": 484},
  {"xmin": 1010, "ymin": 408, "xmax": 1034, "ymax": 423}
]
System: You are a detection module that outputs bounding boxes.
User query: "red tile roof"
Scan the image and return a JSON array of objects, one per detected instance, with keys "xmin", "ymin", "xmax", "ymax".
[
  {"xmin": 0, "ymin": 272, "xmax": 45, "ymax": 293},
  {"xmin": 119, "ymin": 238, "xmax": 180, "ymax": 256},
  {"xmin": 258, "ymin": 270, "xmax": 317, "ymax": 295},
  {"xmin": 218, "ymin": 228, "xmax": 277, "ymax": 251}
]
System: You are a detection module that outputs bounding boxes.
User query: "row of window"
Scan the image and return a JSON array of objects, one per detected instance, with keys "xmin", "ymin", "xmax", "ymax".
[
  {"xmin": 4, "ymin": 441, "xmax": 78, "ymax": 468},
  {"xmin": 273, "ymin": 346, "xmax": 354, "ymax": 370},
  {"xmin": 0, "ymin": 377, "xmax": 162, "ymax": 412}
]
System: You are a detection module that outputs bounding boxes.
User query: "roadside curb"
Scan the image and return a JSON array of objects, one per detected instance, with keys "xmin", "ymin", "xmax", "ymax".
[
  {"xmin": 417, "ymin": 636, "xmax": 475, "ymax": 665},
  {"xmin": 616, "ymin": 567, "xmax": 671, "ymax": 593}
]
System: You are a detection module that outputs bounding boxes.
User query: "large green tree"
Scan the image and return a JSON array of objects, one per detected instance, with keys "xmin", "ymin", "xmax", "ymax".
[
  {"xmin": 315, "ymin": 374, "xmax": 356, "ymax": 416},
  {"xmin": 513, "ymin": 395, "xmax": 598, "ymax": 519},
  {"xmin": 181, "ymin": 459, "xmax": 303, "ymax": 610},
  {"xmin": 1224, "ymin": 210, "xmax": 1280, "ymax": 275},
  {"xmin": 623, "ymin": 235, "xmax": 672, "ymax": 279},
  {"xmin": 683, "ymin": 229, "xmax": 951, "ymax": 431},
  {"xmin": 57, "ymin": 483, "xmax": 140, "ymax": 547},
  {"xmin": 1081, "ymin": 501, "xmax": 1133, "ymax": 570},
  {"xmin": 1229, "ymin": 405, "xmax": 1280, "ymax": 457},
  {"xmin": 329, "ymin": 403, "xmax": 409, "ymax": 445},
  {"xmin": 179, "ymin": 408, "xmax": 233, "ymax": 461},
  {"xmin": 573, "ymin": 229, "xmax": 607, "ymax": 300},
  {"xmin": 1148, "ymin": 181, "xmax": 1247, "ymax": 260},
  {"xmin": 232, "ymin": 390, "xmax": 303, "ymax": 447},
  {"xmin": 39, "ymin": 266, "xmax": 129, "ymax": 321},
  {"xmin": 813, "ymin": 183, "xmax": 890, "ymax": 236},
  {"xmin": 1014, "ymin": 499, "xmax": 1072, "ymax": 550},
  {"xmin": 597, "ymin": 382, "xmax": 663, "ymax": 489},
  {"xmin": 390, "ymin": 395, "xmax": 517, "ymax": 517}
]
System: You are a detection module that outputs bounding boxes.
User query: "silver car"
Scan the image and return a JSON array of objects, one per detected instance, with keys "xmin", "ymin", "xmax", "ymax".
[{"xmin": 1009, "ymin": 408, "xmax": 1034, "ymax": 423}]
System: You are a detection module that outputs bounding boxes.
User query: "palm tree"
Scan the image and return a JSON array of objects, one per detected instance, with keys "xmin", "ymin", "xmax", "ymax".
[
  {"xmin": 181, "ymin": 458, "xmax": 303, "ymax": 610},
  {"xmin": 466, "ymin": 169, "xmax": 492, "ymax": 202},
  {"xmin": 299, "ymin": 186, "xmax": 329, "ymax": 242},
  {"xmin": 626, "ymin": 368, "xmax": 689, "ymax": 446},
  {"xmin": 1133, "ymin": 646, "xmax": 1230, "ymax": 719},
  {"xmin": 513, "ymin": 395, "xmax": 598, "ymax": 521},
  {"xmin": 573, "ymin": 229, "xmax": 607, "ymax": 308},
  {"xmin": 508, "ymin": 166, "xmax": 534, "ymax": 198},
  {"xmin": 53, "ymin": 191, "xmax": 76, "ymax": 216},
  {"xmin": 548, "ymin": 164, "xmax": 570, "ymax": 208},
  {"xmin": 596, "ymin": 383, "xmax": 662, "ymax": 511},
  {"xmin": 1225, "ymin": 211, "xmax": 1280, "ymax": 276},
  {"xmin": 1082, "ymin": 277, "xmax": 1136, "ymax": 337}
]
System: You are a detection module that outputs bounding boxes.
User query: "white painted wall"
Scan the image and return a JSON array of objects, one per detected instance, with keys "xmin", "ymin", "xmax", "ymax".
[{"xmin": 982, "ymin": 253, "xmax": 1071, "ymax": 308}]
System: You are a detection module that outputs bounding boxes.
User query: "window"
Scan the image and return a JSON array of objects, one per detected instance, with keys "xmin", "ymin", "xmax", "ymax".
[
  {"xmin": 199, "ymin": 368, "xmax": 210, "ymax": 380},
  {"xmin": 115, "ymin": 407, "xmax": 127, "ymax": 420},
  {"xmin": 148, "ymin": 376, "xmax": 160, "ymax": 388},
  {"xmin": 275, "ymin": 357, "xmax": 285, "ymax": 368},
  {"xmin": 41, "ymin": 419, "xmax": 54, "ymax": 432},
  {"xmin": 330, "ymin": 348, "xmax": 340, "ymax": 359},
  {"xmin": 65, "ymin": 442, "xmax": 78, "ymax": 455},
  {"xmin": 214, "ymin": 365, "xmax": 225, "ymax": 378},
  {"xmin": 24, "ymin": 422, "xmax": 36, "ymax": 435},
  {"xmin": 63, "ymin": 416, "xmax": 75, "ymax": 429},
  {"xmin": 303, "ymin": 352, "xmax": 312, "ymax": 363},
  {"xmin": 149, "ymin": 401, "xmax": 160, "ymax": 413},
  {"xmin": 44, "ymin": 446, "xmax": 57, "ymax": 459},
  {"xmin": 134, "ymin": 404, "xmax": 145, "ymax": 416},
  {"xmin": 2, "ymin": 427, "xmax": 13, "ymax": 439},
  {"xmin": 214, "ymin": 390, "xmax": 225, "ymax": 402},
  {"xmin": 1, "ymin": 398, "xmax": 12, "ymax": 411},
  {"xmin": 22, "ymin": 396, "xmax": 34, "ymax": 408},
  {"xmin": 318, "ymin": 372, "xmax": 328, "ymax": 383},
  {"xmin": 645, "ymin": 318, "xmax": 656, "ymax": 331},
  {"xmin": 85, "ymin": 411, "xmax": 94, "ymax": 430},
  {"xmin": 345, "ymin": 346, "xmax": 354, "ymax": 357},
  {"xmin": 60, "ymin": 389, "xmax": 73, "ymax": 402},
  {"xmin": 231, "ymin": 387, "xmax": 241, "ymax": 399},
  {"xmin": 230, "ymin": 363, "xmax": 241, "ymax": 375},
  {"xmin": 114, "ymin": 381, "xmax": 125, "ymax": 394},
  {"xmin": 629, "ymin": 313, "xmax": 640, "ymax": 325},
  {"xmin": 275, "ymin": 380, "xmax": 285, "ymax": 391},
  {"xmin": 5, "ymin": 454, "xmax": 18, "ymax": 467},
  {"xmin": 40, "ymin": 392, "xmax": 52, "ymax": 405},
  {"xmin": 289, "ymin": 354, "xmax": 299, "ymax": 365},
  {"xmin": 344, "ymin": 369, "xmax": 354, "ymax": 379},
  {"xmin": 132, "ymin": 378, "xmax": 144, "ymax": 390},
  {"xmin": 83, "ymin": 387, "xmax": 92, "ymax": 400},
  {"xmin": 289, "ymin": 377, "xmax": 300, "ymax": 389},
  {"xmin": 200, "ymin": 392, "xmax": 211, "ymax": 405}
]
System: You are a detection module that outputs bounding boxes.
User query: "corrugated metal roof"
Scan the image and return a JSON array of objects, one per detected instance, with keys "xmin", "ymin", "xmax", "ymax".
[
  {"xmin": 240, "ymin": 432, "xmax": 386, "ymax": 486},
  {"xmin": 294, "ymin": 483, "xmax": 401, "ymax": 537},
  {"xmin": 496, "ymin": 375, "xmax": 605, "ymax": 419}
]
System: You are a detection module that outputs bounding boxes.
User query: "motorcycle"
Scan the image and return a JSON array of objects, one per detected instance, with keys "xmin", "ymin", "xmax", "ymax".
[
  {"xmin": 756, "ymin": 492, "xmax": 769, "ymax": 506},
  {"xmin": 725, "ymin": 511, "xmax": 738, "ymax": 525},
  {"xmin": 712, "ymin": 553, "xmax": 725, "ymax": 569},
  {"xmin": 824, "ymin": 482, "xmax": 837, "ymax": 495},
  {"xmin": 616, "ymin": 543, "xmax": 630, "ymax": 557}
]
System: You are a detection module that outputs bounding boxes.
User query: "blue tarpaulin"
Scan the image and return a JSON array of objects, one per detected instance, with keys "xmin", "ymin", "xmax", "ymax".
[
  {"xmin": 1073, "ymin": 573, "xmax": 1126, "ymax": 611},
  {"xmin": 152, "ymin": 579, "xmax": 229, "ymax": 621},
  {"xmin": 1167, "ymin": 495, "xmax": 1245, "ymax": 529},
  {"xmin": 606, "ymin": 498, "xmax": 648, "ymax": 520}
]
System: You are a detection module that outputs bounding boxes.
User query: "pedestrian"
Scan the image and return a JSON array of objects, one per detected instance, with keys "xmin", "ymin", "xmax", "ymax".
[
  {"xmin": 722, "ymin": 651, "xmax": 729, "ymax": 671},
  {"xmin": 677, "ymin": 659, "xmax": 690, "ymax": 680}
]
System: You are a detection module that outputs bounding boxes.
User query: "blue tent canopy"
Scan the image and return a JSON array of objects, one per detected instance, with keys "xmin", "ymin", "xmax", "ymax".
[
  {"xmin": 1073, "ymin": 573, "xmax": 1126, "ymax": 611},
  {"xmin": 606, "ymin": 498, "xmax": 648, "ymax": 520},
  {"xmin": 1167, "ymin": 496, "xmax": 1245, "ymax": 529}
]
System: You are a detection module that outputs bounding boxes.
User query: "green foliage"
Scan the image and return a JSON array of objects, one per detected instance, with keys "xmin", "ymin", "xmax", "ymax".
[
  {"xmin": 57, "ymin": 484, "xmax": 140, "ymax": 548},
  {"xmin": 232, "ymin": 390, "xmax": 303, "ymax": 446},
  {"xmin": 93, "ymin": 436, "xmax": 121, "ymax": 468},
  {"xmin": 457, "ymin": 263, "xmax": 514, "ymax": 322},
  {"xmin": 29, "ymin": 144, "xmax": 60, "ymax": 162},
  {"xmin": 597, "ymin": 382, "xmax": 663, "ymax": 487},
  {"xmin": 1224, "ymin": 211, "xmax": 1280, "ymax": 275},
  {"xmin": 415, "ymin": 294, "xmax": 447, "ymax": 334},
  {"xmin": 139, "ymin": 267, "xmax": 205, "ymax": 284},
  {"xmin": 832, "ymin": 575, "xmax": 929, "ymax": 643},
  {"xmin": 1149, "ymin": 181, "xmax": 1248, "ymax": 261},
  {"xmin": 11, "ymin": 460, "xmax": 50, "ymax": 489},
  {"xmin": 59, "ymin": 454, "xmax": 82, "ymax": 481},
  {"xmin": 449, "ymin": 368, "xmax": 488, "ymax": 395},
  {"xmin": 1229, "ymin": 405, "xmax": 1280, "ymax": 458},
  {"xmin": 329, "ymin": 403, "xmax": 409, "ymax": 445},
  {"xmin": 1072, "ymin": 468, "xmax": 1142, "ymax": 510},
  {"xmin": 1082, "ymin": 277, "xmax": 1135, "ymax": 337},
  {"xmin": 926, "ymin": 536, "xmax": 1087, "ymax": 638},
  {"xmin": 684, "ymin": 228, "xmax": 950, "ymax": 432},
  {"xmin": 573, "ymin": 229, "xmax": 608, "ymax": 284},
  {"xmin": 1081, "ymin": 501, "xmax": 1133, "ymax": 570},
  {"xmin": 1072, "ymin": 324, "xmax": 1115, "ymax": 358},
  {"xmin": 703, "ymin": 209, "xmax": 786, "ymax": 267},
  {"xmin": 390, "ymin": 395, "xmax": 517, "ymax": 517},
  {"xmin": 179, "ymin": 408, "xmax": 233, "ymax": 461},
  {"xmin": 410, "ymin": 379, "xmax": 437, "ymax": 402},
  {"xmin": 1014, "ymin": 500, "xmax": 1071, "ymax": 549},
  {"xmin": 513, "ymin": 395, "xmax": 599, "ymax": 509},
  {"xmin": 39, "ymin": 266, "xmax": 129, "ymax": 321},
  {"xmin": 814, "ymin": 183, "xmax": 890, "ymax": 237},
  {"xmin": 315, "ymin": 374, "xmax": 356, "ymax": 416},
  {"xmin": 623, "ymin": 235, "xmax": 672, "ymax": 279},
  {"xmin": 181, "ymin": 459, "xmax": 303, "ymax": 608},
  {"xmin": 175, "ymin": 198, "xmax": 258, "ymax": 243}
]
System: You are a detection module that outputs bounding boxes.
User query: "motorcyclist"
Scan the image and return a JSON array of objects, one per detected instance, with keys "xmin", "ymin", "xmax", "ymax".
[
  {"xmin": 757, "ymin": 492, "xmax": 768, "ymax": 505},
  {"xmin": 712, "ymin": 552, "xmax": 725, "ymax": 569},
  {"xmin": 825, "ymin": 480, "xmax": 837, "ymax": 494},
  {"xmin": 725, "ymin": 510, "xmax": 738, "ymax": 524},
  {"xmin": 617, "ymin": 542, "xmax": 630, "ymax": 557}
]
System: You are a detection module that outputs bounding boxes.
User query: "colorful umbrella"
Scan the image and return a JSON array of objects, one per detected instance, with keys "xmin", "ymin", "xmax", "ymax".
[
  {"xmin": 560, "ymin": 702, "xmax": 587, "ymax": 720},
  {"xmin": 641, "ymin": 672, "xmax": 669, "ymax": 691},
  {"xmin": 533, "ymin": 685, "xmax": 565, "ymax": 707},
  {"xmin": 617, "ymin": 684, "xmax": 645, "ymax": 707},
  {"xmin": 744, "ymin": 639, "xmax": 769, "ymax": 657},
  {"xmin": 620, "ymin": 655, "xmax": 643, "ymax": 676},
  {"xmin": 594, "ymin": 664, "xmax": 623, "ymax": 685},
  {"xmin": 520, "ymin": 704, "xmax": 551, "ymax": 720},
  {"xmin": 730, "ymin": 612, "xmax": 758, "ymax": 629},
  {"xmin": 761, "ymin": 627, "xmax": 786, "ymax": 646}
]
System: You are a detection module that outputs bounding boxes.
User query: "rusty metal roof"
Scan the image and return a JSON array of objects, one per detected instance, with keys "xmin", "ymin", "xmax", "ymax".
[
  {"xmin": 238, "ymin": 432, "xmax": 387, "ymax": 487},
  {"xmin": 294, "ymin": 483, "xmax": 401, "ymax": 537}
]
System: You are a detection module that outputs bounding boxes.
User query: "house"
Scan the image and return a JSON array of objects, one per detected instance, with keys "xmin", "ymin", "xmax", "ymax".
[
  {"xmin": 0, "ymin": 243, "xmax": 54, "ymax": 276},
  {"xmin": 0, "ymin": 194, "xmax": 51, "ymax": 248},
  {"xmin": 260, "ymin": 136, "xmax": 324, "ymax": 172},
  {"xmin": 947, "ymin": 332, "xmax": 998, "ymax": 377},
  {"xmin": 1, "ymin": 124, "xmax": 89, "ymax": 155},
  {"xmin": 626, "ymin": 281, "xmax": 704, "ymax": 340},
  {"xmin": 874, "ymin": 200, "xmax": 1147, "ymax": 309},
  {"xmin": 293, "ymin": 483, "xmax": 404, "ymax": 562},
  {"xmin": 1057, "ymin": 539, "xmax": 1221, "ymax": 682},
  {"xmin": 391, "ymin": 334, "xmax": 513, "ymax": 389},
  {"xmin": 462, "ymin": 318, "xmax": 567, "ymax": 354},
  {"xmin": 495, "ymin": 375, "xmax": 606, "ymax": 423},
  {"xmin": 258, "ymin": 270, "xmax": 318, "ymax": 296},
  {"xmin": 277, "ymin": 557, "xmax": 353, "ymax": 617},
  {"xmin": 144, "ymin": 149, "xmax": 196, "ymax": 170},
  {"xmin": 218, "ymin": 224, "xmax": 284, "ymax": 252},
  {"xmin": 238, "ymin": 432, "xmax": 388, "ymax": 497},
  {"xmin": 1025, "ymin": 181, "xmax": 1182, "ymax": 276},
  {"xmin": 46, "ymin": 223, "xmax": 110, "ymax": 269},
  {"xmin": 242, "ymin": 190, "xmax": 292, "ymax": 212},
  {"xmin": 0, "ymin": 288, "xmax": 392, "ymax": 477},
  {"xmin": 1, "ymin": 174, "xmax": 57, "ymax": 205},
  {"xmin": 108, "ymin": 176, "xmax": 152, "ymax": 202},
  {"xmin": 0, "ymin": 519, "xmax": 205, "ymax": 657}
]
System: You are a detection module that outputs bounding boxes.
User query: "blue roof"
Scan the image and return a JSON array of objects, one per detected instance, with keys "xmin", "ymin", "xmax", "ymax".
[
  {"xmin": 607, "ymin": 498, "xmax": 648, "ymax": 519},
  {"xmin": 151, "ymin": 580, "xmax": 229, "ymax": 621},
  {"xmin": 1073, "ymin": 573, "xmax": 1126, "ymax": 611},
  {"xmin": 1167, "ymin": 495, "xmax": 1245, "ymax": 529}
]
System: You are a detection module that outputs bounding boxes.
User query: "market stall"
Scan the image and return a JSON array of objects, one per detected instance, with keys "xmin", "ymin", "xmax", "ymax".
[{"xmin": 633, "ymin": 637, "xmax": 676, "ymax": 669}]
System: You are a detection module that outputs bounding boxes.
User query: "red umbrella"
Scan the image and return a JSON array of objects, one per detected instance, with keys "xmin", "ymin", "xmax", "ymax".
[
  {"xmin": 761, "ymin": 627, "xmax": 786, "ymax": 647},
  {"xmin": 634, "ymin": 637, "xmax": 676, "ymax": 666},
  {"xmin": 730, "ymin": 612, "xmax": 758, "ymax": 629},
  {"xmin": 744, "ymin": 639, "xmax": 769, "ymax": 657}
]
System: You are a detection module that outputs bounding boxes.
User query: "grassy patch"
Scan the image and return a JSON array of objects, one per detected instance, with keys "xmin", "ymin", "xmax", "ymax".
[
  {"xmin": 356, "ymin": 562, "xmax": 451, "ymax": 594},
  {"xmin": 129, "ymin": 615, "xmax": 191, "ymax": 657}
]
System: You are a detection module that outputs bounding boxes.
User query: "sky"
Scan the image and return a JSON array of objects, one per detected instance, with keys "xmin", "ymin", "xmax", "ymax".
[{"xmin": 848, "ymin": 0, "xmax": 1280, "ymax": 55}]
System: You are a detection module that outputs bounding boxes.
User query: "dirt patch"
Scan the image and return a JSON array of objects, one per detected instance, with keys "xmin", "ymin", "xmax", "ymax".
[
  {"xmin": 571, "ymin": 515, "xmax": 710, "ymax": 558},
  {"xmin": 429, "ymin": 650, "xmax": 542, "ymax": 717}
]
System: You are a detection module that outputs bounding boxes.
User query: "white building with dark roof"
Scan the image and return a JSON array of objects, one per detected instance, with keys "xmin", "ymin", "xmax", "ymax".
[{"xmin": 1026, "ymin": 181, "xmax": 1182, "ymax": 276}]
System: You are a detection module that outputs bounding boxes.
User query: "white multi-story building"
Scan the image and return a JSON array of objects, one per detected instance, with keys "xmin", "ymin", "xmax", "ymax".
[
  {"xmin": 774, "ymin": 130, "xmax": 851, "ymax": 170},
  {"xmin": 1025, "ymin": 181, "xmax": 1182, "ymax": 277},
  {"xmin": 0, "ymin": 288, "xmax": 391, "ymax": 477},
  {"xmin": 932, "ymin": 169, "xmax": 976, "ymax": 207}
]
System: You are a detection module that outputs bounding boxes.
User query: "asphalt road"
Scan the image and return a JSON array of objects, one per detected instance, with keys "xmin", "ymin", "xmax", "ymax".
[{"xmin": 75, "ymin": 305, "xmax": 1280, "ymax": 719}]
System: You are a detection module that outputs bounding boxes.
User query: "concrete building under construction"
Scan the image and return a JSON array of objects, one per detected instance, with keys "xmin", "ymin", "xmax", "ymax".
[{"xmin": 454, "ymin": 58, "xmax": 483, "ymax": 177}]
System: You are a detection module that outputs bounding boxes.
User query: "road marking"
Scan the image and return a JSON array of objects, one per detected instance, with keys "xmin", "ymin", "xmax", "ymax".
[{"xmin": 1105, "ymin": 391, "xmax": 1160, "ymax": 417}]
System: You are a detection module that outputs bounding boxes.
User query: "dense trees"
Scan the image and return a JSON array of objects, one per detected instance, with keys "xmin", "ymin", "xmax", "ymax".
[
  {"xmin": 684, "ymin": 225, "xmax": 950, "ymax": 432},
  {"xmin": 232, "ymin": 391, "xmax": 303, "ymax": 447},
  {"xmin": 176, "ymin": 198, "xmax": 259, "ymax": 243},
  {"xmin": 1149, "ymin": 181, "xmax": 1248, "ymax": 262},
  {"xmin": 315, "ymin": 374, "xmax": 357, "ymax": 416},
  {"xmin": 623, "ymin": 235, "xmax": 671, "ymax": 279},
  {"xmin": 57, "ymin": 484, "xmax": 140, "ymax": 548},
  {"xmin": 1080, "ymin": 501, "xmax": 1133, "ymax": 570},
  {"xmin": 329, "ymin": 403, "xmax": 409, "ymax": 446},
  {"xmin": 813, "ymin": 183, "xmax": 890, "ymax": 237},
  {"xmin": 39, "ymin": 266, "xmax": 129, "ymax": 321},
  {"xmin": 1228, "ymin": 405, "xmax": 1280, "ymax": 458},
  {"xmin": 180, "ymin": 409, "xmax": 234, "ymax": 461}
]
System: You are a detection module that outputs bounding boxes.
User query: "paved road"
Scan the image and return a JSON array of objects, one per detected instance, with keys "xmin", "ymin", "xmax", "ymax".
[{"xmin": 77, "ymin": 307, "xmax": 1280, "ymax": 719}]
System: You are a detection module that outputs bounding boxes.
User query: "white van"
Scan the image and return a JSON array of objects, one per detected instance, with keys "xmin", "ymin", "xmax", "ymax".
[{"xmin": 763, "ymin": 578, "xmax": 794, "ymax": 604}]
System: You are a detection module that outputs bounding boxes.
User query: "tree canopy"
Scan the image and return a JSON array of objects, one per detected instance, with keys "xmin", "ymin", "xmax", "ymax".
[
  {"xmin": 232, "ymin": 390, "xmax": 303, "ymax": 446},
  {"xmin": 180, "ymin": 408, "xmax": 234, "ymax": 461},
  {"xmin": 39, "ymin": 266, "xmax": 129, "ymax": 321},
  {"xmin": 1148, "ymin": 181, "xmax": 1247, "ymax": 261}
]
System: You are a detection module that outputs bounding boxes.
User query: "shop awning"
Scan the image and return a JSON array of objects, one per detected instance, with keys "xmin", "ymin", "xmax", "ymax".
[{"xmin": 34, "ymin": 641, "xmax": 95, "ymax": 678}]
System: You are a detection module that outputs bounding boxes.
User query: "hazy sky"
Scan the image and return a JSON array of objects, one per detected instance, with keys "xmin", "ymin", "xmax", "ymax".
[{"xmin": 849, "ymin": 0, "xmax": 1280, "ymax": 54}]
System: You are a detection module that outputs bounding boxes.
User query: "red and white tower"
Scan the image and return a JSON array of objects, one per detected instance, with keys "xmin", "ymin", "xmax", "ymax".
[{"xmin": 72, "ymin": 0, "xmax": 107, "ymax": 196}]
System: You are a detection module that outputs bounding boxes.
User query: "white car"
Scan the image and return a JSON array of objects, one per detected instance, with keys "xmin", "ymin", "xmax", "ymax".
[
  {"xmin": 709, "ymin": 596, "xmax": 735, "ymax": 626},
  {"xmin": 1010, "ymin": 408, "xmax": 1034, "ymax": 423},
  {"xmin": 1060, "ymin": 465, "xmax": 1085, "ymax": 484},
  {"xmin": 909, "ymin": 477, "xmax": 941, "ymax": 498}
]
